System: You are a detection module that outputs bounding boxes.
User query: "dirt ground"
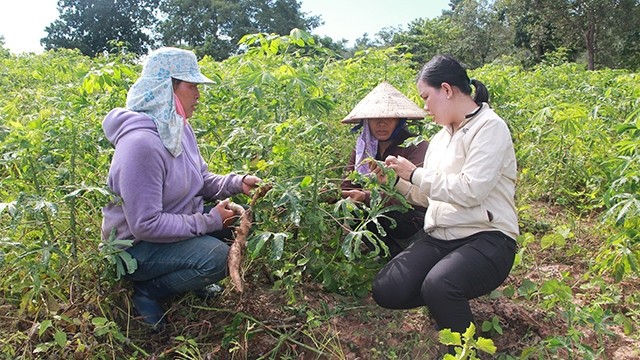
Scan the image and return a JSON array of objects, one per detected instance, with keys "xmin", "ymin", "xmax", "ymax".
[
  {"xmin": 14, "ymin": 203, "xmax": 635, "ymax": 359},
  {"xmin": 123, "ymin": 264, "xmax": 639, "ymax": 360}
]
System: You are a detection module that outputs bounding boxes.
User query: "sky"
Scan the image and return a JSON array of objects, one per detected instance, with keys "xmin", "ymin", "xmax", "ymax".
[{"xmin": 0, "ymin": 0, "xmax": 450, "ymax": 54}]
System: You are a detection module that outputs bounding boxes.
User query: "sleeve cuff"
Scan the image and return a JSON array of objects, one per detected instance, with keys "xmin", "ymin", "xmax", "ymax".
[
  {"xmin": 231, "ymin": 174, "xmax": 244, "ymax": 194},
  {"xmin": 410, "ymin": 167, "xmax": 427, "ymax": 185},
  {"xmin": 204, "ymin": 208, "xmax": 224, "ymax": 233},
  {"xmin": 395, "ymin": 178, "xmax": 412, "ymax": 197}
]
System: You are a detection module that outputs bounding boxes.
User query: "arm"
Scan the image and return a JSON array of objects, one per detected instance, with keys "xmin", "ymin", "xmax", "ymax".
[
  {"xmin": 201, "ymin": 172, "xmax": 244, "ymax": 201},
  {"xmin": 113, "ymin": 136, "xmax": 224, "ymax": 243},
  {"xmin": 408, "ymin": 119, "xmax": 512, "ymax": 207},
  {"xmin": 385, "ymin": 140, "xmax": 429, "ymax": 207}
]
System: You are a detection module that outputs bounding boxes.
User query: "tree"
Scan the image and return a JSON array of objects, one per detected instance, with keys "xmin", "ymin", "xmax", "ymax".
[
  {"xmin": 353, "ymin": 33, "xmax": 375, "ymax": 51},
  {"xmin": 390, "ymin": 17, "xmax": 463, "ymax": 69},
  {"xmin": 157, "ymin": 0, "xmax": 322, "ymax": 60},
  {"xmin": 493, "ymin": 0, "xmax": 569, "ymax": 66},
  {"xmin": 565, "ymin": 0, "xmax": 640, "ymax": 70},
  {"xmin": 155, "ymin": 0, "xmax": 232, "ymax": 60},
  {"xmin": 41, "ymin": 0, "xmax": 160, "ymax": 56},
  {"xmin": 442, "ymin": 0, "xmax": 513, "ymax": 68},
  {"xmin": 605, "ymin": 0, "xmax": 640, "ymax": 69},
  {"xmin": 499, "ymin": 0, "xmax": 640, "ymax": 70},
  {"xmin": 374, "ymin": 26, "xmax": 403, "ymax": 47},
  {"xmin": 0, "ymin": 35, "xmax": 9, "ymax": 57},
  {"xmin": 314, "ymin": 35, "xmax": 350, "ymax": 59}
]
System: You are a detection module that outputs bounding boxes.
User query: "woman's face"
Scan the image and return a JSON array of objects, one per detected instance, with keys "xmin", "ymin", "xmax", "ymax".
[
  {"xmin": 368, "ymin": 118, "xmax": 400, "ymax": 141},
  {"xmin": 174, "ymin": 81, "xmax": 200, "ymax": 118},
  {"xmin": 417, "ymin": 79, "xmax": 450, "ymax": 126}
]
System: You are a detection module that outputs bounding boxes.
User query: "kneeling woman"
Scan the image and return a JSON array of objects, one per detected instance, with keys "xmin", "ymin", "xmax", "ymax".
[
  {"xmin": 340, "ymin": 82, "xmax": 429, "ymax": 258},
  {"xmin": 101, "ymin": 47, "xmax": 261, "ymax": 328},
  {"xmin": 373, "ymin": 56, "xmax": 519, "ymax": 345}
]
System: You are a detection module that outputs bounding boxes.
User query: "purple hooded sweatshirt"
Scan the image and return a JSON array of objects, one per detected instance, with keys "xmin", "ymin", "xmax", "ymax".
[{"xmin": 101, "ymin": 108, "xmax": 244, "ymax": 244}]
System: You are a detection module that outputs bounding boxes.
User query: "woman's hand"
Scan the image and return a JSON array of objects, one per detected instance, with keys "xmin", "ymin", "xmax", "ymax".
[
  {"xmin": 341, "ymin": 189, "xmax": 366, "ymax": 203},
  {"xmin": 241, "ymin": 175, "xmax": 262, "ymax": 195},
  {"xmin": 214, "ymin": 199, "xmax": 236, "ymax": 226},
  {"xmin": 369, "ymin": 160, "xmax": 387, "ymax": 184},
  {"xmin": 384, "ymin": 155, "xmax": 416, "ymax": 181}
]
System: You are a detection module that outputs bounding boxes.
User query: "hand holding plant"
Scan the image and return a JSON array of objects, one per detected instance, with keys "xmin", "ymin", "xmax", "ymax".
[
  {"xmin": 384, "ymin": 155, "xmax": 416, "ymax": 181},
  {"xmin": 214, "ymin": 199, "xmax": 236, "ymax": 226},
  {"xmin": 241, "ymin": 175, "xmax": 262, "ymax": 195},
  {"xmin": 368, "ymin": 159, "xmax": 388, "ymax": 185},
  {"xmin": 342, "ymin": 189, "xmax": 366, "ymax": 202}
]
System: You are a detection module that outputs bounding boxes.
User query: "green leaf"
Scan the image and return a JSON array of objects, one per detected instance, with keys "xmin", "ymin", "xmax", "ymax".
[
  {"xmin": 502, "ymin": 285, "xmax": 515, "ymax": 298},
  {"xmin": 91, "ymin": 317, "xmax": 108, "ymax": 326},
  {"xmin": 438, "ymin": 328, "xmax": 462, "ymax": 346},
  {"xmin": 54, "ymin": 330, "xmax": 67, "ymax": 348},
  {"xmin": 341, "ymin": 232, "xmax": 358, "ymax": 261},
  {"xmin": 462, "ymin": 322, "xmax": 476, "ymax": 341},
  {"xmin": 493, "ymin": 322, "xmax": 503, "ymax": 335},
  {"xmin": 475, "ymin": 337, "xmax": 497, "ymax": 354},
  {"xmin": 541, "ymin": 233, "xmax": 564, "ymax": 249},
  {"xmin": 518, "ymin": 279, "xmax": 537, "ymax": 297},
  {"xmin": 481, "ymin": 320, "xmax": 492, "ymax": 332},
  {"xmin": 117, "ymin": 250, "xmax": 138, "ymax": 274},
  {"xmin": 272, "ymin": 233, "xmax": 285, "ymax": 261},
  {"xmin": 300, "ymin": 175, "xmax": 313, "ymax": 188},
  {"xmin": 38, "ymin": 320, "xmax": 53, "ymax": 337},
  {"xmin": 614, "ymin": 314, "xmax": 634, "ymax": 335},
  {"xmin": 249, "ymin": 232, "xmax": 271, "ymax": 257}
]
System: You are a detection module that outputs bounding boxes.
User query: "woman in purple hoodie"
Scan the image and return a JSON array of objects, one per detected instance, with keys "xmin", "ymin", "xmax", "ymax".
[{"xmin": 102, "ymin": 47, "xmax": 261, "ymax": 329}]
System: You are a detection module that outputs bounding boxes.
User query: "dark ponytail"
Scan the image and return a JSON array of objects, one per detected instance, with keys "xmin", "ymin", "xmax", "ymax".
[
  {"xmin": 418, "ymin": 55, "xmax": 489, "ymax": 104},
  {"xmin": 470, "ymin": 79, "xmax": 489, "ymax": 104}
]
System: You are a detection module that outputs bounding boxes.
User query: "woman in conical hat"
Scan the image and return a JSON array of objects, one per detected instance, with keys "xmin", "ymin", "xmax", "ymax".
[{"xmin": 340, "ymin": 81, "xmax": 429, "ymax": 258}]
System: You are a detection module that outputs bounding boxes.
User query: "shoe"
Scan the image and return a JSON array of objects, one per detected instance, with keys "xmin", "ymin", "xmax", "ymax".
[
  {"xmin": 193, "ymin": 283, "xmax": 224, "ymax": 300},
  {"xmin": 131, "ymin": 283, "xmax": 167, "ymax": 329}
]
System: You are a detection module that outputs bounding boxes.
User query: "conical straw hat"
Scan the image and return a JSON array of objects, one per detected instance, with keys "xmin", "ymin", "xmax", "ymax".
[{"xmin": 341, "ymin": 81, "xmax": 426, "ymax": 123}]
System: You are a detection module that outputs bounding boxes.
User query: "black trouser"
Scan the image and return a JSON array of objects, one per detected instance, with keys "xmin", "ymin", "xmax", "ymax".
[
  {"xmin": 364, "ymin": 209, "xmax": 424, "ymax": 258},
  {"xmin": 372, "ymin": 230, "xmax": 516, "ymax": 333}
]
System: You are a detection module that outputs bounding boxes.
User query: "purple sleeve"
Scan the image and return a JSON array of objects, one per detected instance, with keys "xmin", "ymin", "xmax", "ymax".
[
  {"xmin": 200, "ymin": 171, "xmax": 244, "ymax": 201},
  {"xmin": 113, "ymin": 137, "xmax": 223, "ymax": 243},
  {"xmin": 196, "ymin": 141, "xmax": 244, "ymax": 201}
]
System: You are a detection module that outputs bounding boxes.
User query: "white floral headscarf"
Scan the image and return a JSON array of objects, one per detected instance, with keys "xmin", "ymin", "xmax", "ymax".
[{"xmin": 126, "ymin": 47, "xmax": 214, "ymax": 157}]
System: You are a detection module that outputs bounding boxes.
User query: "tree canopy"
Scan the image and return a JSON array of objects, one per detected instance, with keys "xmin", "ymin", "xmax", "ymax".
[
  {"xmin": 385, "ymin": 0, "xmax": 640, "ymax": 70},
  {"xmin": 40, "ymin": 0, "xmax": 640, "ymax": 70},
  {"xmin": 42, "ymin": 0, "xmax": 160, "ymax": 56},
  {"xmin": 41, "ymin": 0, "xmax": 321, "ymax": 60},
  {"xmin": 157, "ymin": 0, "xmax": 321, "ymax": 60}
]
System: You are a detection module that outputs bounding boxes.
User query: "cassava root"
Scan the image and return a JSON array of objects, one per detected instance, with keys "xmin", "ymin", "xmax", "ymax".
[{"xmin": 226, "ymin": 184, "xmax": 271, "ymax": 293}]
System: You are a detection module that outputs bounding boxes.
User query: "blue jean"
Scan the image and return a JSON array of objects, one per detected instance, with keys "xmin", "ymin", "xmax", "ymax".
[{"xmin": 125, "ymin": 235, "xmax": 229, "ymax": 297}]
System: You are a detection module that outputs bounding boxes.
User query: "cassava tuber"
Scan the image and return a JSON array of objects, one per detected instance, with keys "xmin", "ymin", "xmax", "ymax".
[{"xmin": 226, "ymin": 184, "xmax": 271, "ymax": 293}]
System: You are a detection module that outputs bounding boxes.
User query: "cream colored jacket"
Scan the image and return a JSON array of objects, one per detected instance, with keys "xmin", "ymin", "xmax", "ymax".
[{"xmin": 395, "ymin": 103, "xmax": 519, "ymax": 240}]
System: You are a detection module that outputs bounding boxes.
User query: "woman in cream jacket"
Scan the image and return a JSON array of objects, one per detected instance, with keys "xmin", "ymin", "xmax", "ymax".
[{"xmin": 372, "ymin": 55, "xmax": 518, "ymax": 348}]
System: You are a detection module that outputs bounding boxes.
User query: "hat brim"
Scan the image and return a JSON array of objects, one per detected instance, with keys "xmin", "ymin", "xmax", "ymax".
[
  {"xmin": 341, "ymin": 82, "xmax": 426, "ymax": 123},
  {"xmin": 341, "ymin": 114, "xmax": 426, "ymax": 124},
  {"xmin": 173, "ymin": 73, "xmax": 215, "ymax": 85}
]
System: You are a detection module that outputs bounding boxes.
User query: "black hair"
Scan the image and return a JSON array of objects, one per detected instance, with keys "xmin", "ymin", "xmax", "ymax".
[{"xmin": 417, "ymin": 55, "xmax": 489, "ymax": 104}]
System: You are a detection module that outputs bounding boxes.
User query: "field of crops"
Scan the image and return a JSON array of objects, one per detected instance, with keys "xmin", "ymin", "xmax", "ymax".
[{"xmin": 1, "ymin": 32, "xmax": 639, "ymax": 359}]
